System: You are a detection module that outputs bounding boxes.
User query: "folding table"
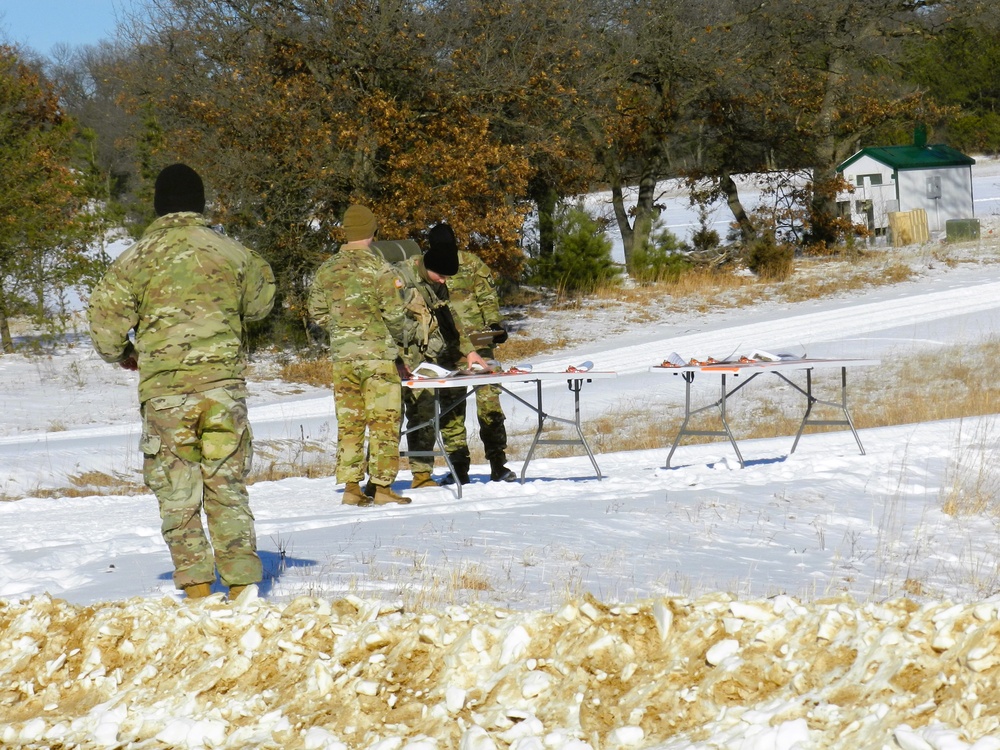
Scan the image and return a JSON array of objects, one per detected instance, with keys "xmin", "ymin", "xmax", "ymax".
[
  {"xmin": 650, "ymin": 358, "xmax": 879, "ymax": 468},
  {"xmin": 402, "ymin": 369, "xmax": 617, "ymax": 496}
]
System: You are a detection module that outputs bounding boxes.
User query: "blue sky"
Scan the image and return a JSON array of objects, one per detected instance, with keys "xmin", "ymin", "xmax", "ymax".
[{"xmin": 1, "ymin": 0, "xmax": 124, "ymax": 54}]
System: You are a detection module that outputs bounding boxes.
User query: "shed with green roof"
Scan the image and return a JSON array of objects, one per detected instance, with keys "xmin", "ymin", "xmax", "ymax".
[{"xmin": 836, "ymin": 130, "xmax": 975, "ymax": 238}]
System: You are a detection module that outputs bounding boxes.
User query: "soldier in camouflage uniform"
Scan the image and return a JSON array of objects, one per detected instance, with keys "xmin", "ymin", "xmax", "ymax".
[
  {"xmin": 396, "ymin": 223, "xmax": 489, "ymax": 488},
  {"xmin": 88, "ymin": 163, "xmax": 276, "ymax": 601},
  {"xmin": 307, "ymin": 205, "xmax": 413, "ymax": 507},
  {"xmin": 446, "ymin": 241, "xmax": 517, "ymax": 483}
]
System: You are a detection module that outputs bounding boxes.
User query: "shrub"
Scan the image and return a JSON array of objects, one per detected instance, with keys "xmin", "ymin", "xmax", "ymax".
[
  {"xmin": 630, "ymin": 226, "xmax": 692, "ymax": 283},
  {"xmin": 745, "ymin": 233, "xmax": 795, "ymax": 281},
  {"xmin": 688, "ymin": 203, "xmax": 722, "ymax": 255},
  {"xmin": 529, "ymin": 204, "xmax": 621, "ymax": 294}
]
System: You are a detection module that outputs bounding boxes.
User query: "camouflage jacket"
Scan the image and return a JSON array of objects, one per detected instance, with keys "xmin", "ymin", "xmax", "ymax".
[
  {"xmin": 307, "ymin": 242, "xmax": 408, "ymax": 363},
  {"xmin": 447, "ymin": 250, "xmax": 502, "ymax": 349},
  {"xmin": 88, "ymin": 212, "xmax": 276, "ymax": 403},
  {"xmin": 395, "ymin": 256, "xmax": 475, "ymax": 369}
]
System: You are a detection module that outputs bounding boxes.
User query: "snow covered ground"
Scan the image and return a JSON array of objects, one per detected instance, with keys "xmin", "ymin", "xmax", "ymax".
[{"xmin": 3, "ymin": 162, "xmax": 1000, "ymax": 748}]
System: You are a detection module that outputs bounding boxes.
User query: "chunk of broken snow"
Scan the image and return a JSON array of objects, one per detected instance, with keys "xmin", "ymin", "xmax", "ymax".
[
  {"xmin": 499, "ymin": 625, "xmax": 530, "ymax": 665},
  {"xmin": 303, "ymin": 727, "xmax": 347, "ymax": 750},
  {"xmin": 653, "ymin": 600, "xmax": 673, "ymax": 642},
  {"xmin": 892, "ymin": 726, "xmax": 934, "ymax": 750},
  {"xmin": 729, "ymin": 602, "xmax": 774, "ymax": 621},
  {"xmin": 520, "ymin": 670, "xmax": 553, "ymax": 698},
  {"xmin": 497, "ymin": 713, "xmax": 544, "ymax": 743},
  {"xmin": 460, "ymin": 725, "xmax": 498, "ymax": 750},
  {"xmin": 607, "ymin": 725, "xmax": 645, "ymax": 746},
  {"xmin": 706, "ymin": 639, "xmax": 740, "ymax": 666},
  {"xmin": 154, "ymin": 717, "xmax": 226, "ymax": 748},
  {"xmin": 356, "ymin": 679, "xmax": 379, "ymax": 696}
]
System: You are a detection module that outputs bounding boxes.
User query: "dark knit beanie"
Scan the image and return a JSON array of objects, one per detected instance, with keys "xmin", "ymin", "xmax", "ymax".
[
  {"xmin": 153, "ymin": 163, "xmax": 205, "ymax": 217},
  {"xmin": 424, "ymin": 223, "xmax": 459, "ymax": 276},
  {"xmin": 342, "ymin": 205, "xmax": 378, "ymax": 242}
]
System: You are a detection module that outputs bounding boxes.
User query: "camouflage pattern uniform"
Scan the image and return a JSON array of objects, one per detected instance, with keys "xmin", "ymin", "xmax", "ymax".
[
  {"xmin": 307, "ymin": 242, "xmax": 408, "ymax": 486},
  {"xmin": 395, "ymin": 256, "xmax": 476, "ymax": 476},
  {"xmin": 88, "ymin": 211, "xmax": 276, "ymax": 592},
  {"xmin": 446, "ymin": 250, "xmax": 511, "ymax": 470}
]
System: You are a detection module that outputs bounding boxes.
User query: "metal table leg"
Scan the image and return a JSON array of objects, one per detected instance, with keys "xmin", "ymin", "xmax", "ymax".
[
  {"xmin": 666, "ymin": 372, "xmax": 748, "ymax": 468},
  {"xmin": 400, "ymin": 389, "xmax": 468, "ymax": 498},
  {"xmin": 513, "ymin": 378, "xmax": 603, "ymax": 482},
  {"xmin": 786, "ymin": 366, "xmax": 865, "ymax": 455}
]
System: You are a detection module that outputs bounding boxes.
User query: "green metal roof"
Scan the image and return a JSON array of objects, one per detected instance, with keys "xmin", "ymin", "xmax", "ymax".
[{"xmin": 837, "ymin": 144, "xmax": 975, "ymax": 172}]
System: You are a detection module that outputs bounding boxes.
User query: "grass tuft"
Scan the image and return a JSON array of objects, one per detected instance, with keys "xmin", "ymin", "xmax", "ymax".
[{"xmin": 277, "ymin": 357, "xmax": 333, "ymax": 389}]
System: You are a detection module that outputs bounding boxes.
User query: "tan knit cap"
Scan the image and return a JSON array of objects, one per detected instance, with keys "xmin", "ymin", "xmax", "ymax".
[{"xmin": 342, "ymin": 205, "xmax": 378, "ymax": 242}]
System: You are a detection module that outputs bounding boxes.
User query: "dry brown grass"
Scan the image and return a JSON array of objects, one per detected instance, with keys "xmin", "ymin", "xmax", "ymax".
[
  {"xmin": 504, "ymin": 251, "xmax": 926, "ymax": 342},
  {"xmin": 850, "ymin": 341, "xmax": 1000, "ymax": 431},
  {"xmin": 250, "ymin": 454, "xmax": 338, "ymax": 483},
  {"xmin": 26, "ymin": 471, "xmax": 148, "ymax": 500},
  {"xmin": 777, "ymin": 259, "xmax": 915, "ymax": 303},
  {"xmin": 452, "ymin": 563, "xmax": 493, "ymax": 592},
  {"xmin": 278, "ymin": 357, "xmax": 333, "ymax": 388}
]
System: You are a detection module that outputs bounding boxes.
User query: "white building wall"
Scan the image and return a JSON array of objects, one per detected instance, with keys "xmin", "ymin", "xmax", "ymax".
[
  {"xmin": 837, "ymin": 155, "xmax": 898, "ymax": 232},
  {"xmin": 896, "ymin": 167, "xmax": 975, "ymax": 232}
]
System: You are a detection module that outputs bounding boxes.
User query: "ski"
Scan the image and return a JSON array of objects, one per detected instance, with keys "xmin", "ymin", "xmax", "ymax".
[{"xmin": 565, "ymin": 361, "xmax": 593, "ymax": 373}]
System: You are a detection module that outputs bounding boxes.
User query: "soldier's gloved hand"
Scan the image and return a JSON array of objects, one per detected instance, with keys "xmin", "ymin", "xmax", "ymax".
[
  {"xmin": 395, "ymin": 358, "xmax": 412, "ymax": 379},
  {"xmin": 119, "ymin": 342, "xmax": 138, "ymax": 371},
  {"xmin": 489, "ymin": 322, "xmax": 509, "ymax": 345}
]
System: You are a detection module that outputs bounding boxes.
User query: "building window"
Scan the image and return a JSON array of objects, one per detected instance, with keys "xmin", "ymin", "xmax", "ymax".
[{"xmin": 856, "ymin": 173, "xmax": 883, "ymax": 186}]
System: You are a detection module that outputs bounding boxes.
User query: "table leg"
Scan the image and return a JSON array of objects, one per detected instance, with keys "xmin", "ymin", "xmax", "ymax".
[
  {"xmin": 400, "ymin": 389, "xmax": 466, "ymax": 498},
  {"xmin": 515, "ymin": 378, "xmax": 603, "ymax": 482},
  {"xmin": 666, "ymin": 373, "xmax": 745, "ymax": 468},
  {"xmin": 787, "ymin": 367, "xmax": 865, "ymax": 456}
]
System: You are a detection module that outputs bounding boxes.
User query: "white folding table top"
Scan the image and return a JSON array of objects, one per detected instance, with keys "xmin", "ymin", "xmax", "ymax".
[
  {"xmin": 403, "ymin": 370, "xmax": 618, "ymax": 389},
  {"xmin": 649, "ymin": 357, "xmax": 880, "ymax": 376}
]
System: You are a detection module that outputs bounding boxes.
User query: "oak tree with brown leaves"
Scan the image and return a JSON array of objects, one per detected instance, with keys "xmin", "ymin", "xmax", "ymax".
[
  {"xmin": 0, "ymin": 47, "xmax": 92, "ymax": 352},
  {"xmin": 116, "ymin": 0, "xmax": 531, "ymax": 335}
]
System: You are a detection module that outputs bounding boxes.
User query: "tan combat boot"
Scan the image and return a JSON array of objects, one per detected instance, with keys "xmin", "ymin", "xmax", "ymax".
[
  {"xmin": 229, "ymin": 584, "xmax": 253, "ymax": 601},
  {"xmin": 410, "ymin": 472, "xmax": 439, "ymax": 489},
  {"xmin": 184, "ymin": 582, "xmax": 212, "ymax": 599},
  {"xmin": 373, "ymin": 485, "xmax": 413, "ymax": 505},
  {"xmin": 343, "ymin": 481, "xmax": 374, "ymax": 506}
]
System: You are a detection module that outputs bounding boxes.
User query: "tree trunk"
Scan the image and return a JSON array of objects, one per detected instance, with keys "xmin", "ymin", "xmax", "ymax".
[
  {"xmin": 628, "ymin": 167, "xmax": 658, "ymax": 271},
  {"xmin": 610, "ymin": 162, "xmax": 660, "ymax": 271},
  {"xmin": 0, "ymin": 281, "xmax": 14, "ymax": 353},
  {"xmin": 530, "ymin": 180, "xmax": 559, "ymax": 258},
  {"xmin": 808, "ymin": 46, "xmax": 850, "ymax": 247},
  {"xmin": 720, "ymin": 171, "xmax": 755, "ymax": 243}
]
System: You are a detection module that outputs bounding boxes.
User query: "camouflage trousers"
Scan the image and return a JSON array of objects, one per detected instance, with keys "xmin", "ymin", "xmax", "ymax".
[
  {"xmin": 141, "ymin": 386, "xmax": 261, "ymax": 591},
  {"xmin": 330, "ymin": 359, "xmax": 402, "ymax": 486},
  {"xmin": 404, "ymin": 383, "xmax": 508, "ymax": 473}
]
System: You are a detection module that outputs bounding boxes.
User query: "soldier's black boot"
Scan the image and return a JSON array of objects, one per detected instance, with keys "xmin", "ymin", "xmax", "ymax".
[
  {"xmin": 440, "ymin": 448, "xmax": 471, "ymax": 485},
  {"xmin": 489, "ymin": 456, "xmax": 517, "ymax": 482}
]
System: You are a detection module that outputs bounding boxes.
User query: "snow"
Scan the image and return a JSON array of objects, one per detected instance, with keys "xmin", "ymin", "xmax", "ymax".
[{"xmin": 3, "ymin": 161, "xmax": 1000, "ymax": 748}]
